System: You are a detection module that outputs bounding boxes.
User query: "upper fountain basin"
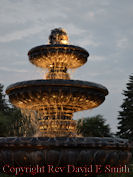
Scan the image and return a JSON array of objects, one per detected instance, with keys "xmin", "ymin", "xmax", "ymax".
[
  {"xmin": 28, "ymin": 44, "xmax": 89, "ymax": 69},
  {"xmin": 6, "ymin": 79, "xmax": 108, "ymax": 111}
]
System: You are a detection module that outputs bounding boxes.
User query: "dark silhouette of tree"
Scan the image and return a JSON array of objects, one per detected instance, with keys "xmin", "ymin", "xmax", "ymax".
[
  {"xmin": 76, "ymin": 115, "xmax": 111, "ymax": 137},
  {"xmin": 117, "ymin": 75, "xmax": 133, "ymax": 140},
  {"xmin": 0, "ymin": 83, "xmax": 9, "ymax": 113},
  {"xmin": 8, "ymin": 108, "xmax": 37, "ymax": 137},
  {"xmin": 0, "ymin": 83, "xmax": 12, "ymax": 136},
  {"xmin": 0, "ymin": 83, "xmax": 35, "ymax": 136}
]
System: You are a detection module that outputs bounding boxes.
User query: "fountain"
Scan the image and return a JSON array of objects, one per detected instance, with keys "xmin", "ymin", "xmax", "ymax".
[{"xmin": 0, "ymin": 28, "xmax": 132, "ymax": 176}]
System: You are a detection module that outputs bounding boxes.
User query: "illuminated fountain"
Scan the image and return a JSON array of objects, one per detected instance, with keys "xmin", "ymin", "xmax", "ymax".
[
  {"xmin": 6, "ymin": 28, "xmax": 108, "ymax": 137},
  {"xmin": 0, "ymin": 28, "xmax": 132, "ymax": 176}
]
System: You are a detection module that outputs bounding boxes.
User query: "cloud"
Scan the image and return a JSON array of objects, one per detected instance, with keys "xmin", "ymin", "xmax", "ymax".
[
  {"xmin": 116, "ymin": 37, "xmax": 128, "ymax": 49},
  {"xmin": 72, "ymin": 31, "xmax": 101, "ymax": 47},
  {"xmin": 90, "ymin": 55, "xmax": 105, "ymax": 62},
  {"xmin": 0, "ymin": 66, "xmax": 28, "ymax": 73},
  {"xmin": 66, "ymin": 24, "xmax": 86, "ymax": 36},
  {"xmin": 80, "ymin": 38, "xmax": 101, "ymax": 47},
  {"xmin": 0, "ymin": 25, "xmax": 46, "ymax": 43}
]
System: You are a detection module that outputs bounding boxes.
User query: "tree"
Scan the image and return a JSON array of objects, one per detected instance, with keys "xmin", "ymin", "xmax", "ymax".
[
  {"xmin": 0, "ymin": 83, "xmax": 12, "ymax": 136},
  {"xmin": 8, "ymin": 108, "xmax": 37, "ymax": 137},
  {"xmin": 117, "ymin": 75, "xmax": 133, "ymax": 140},
  {"xmin": 0, "ymin": 84, "xmax": 9, "ymax": 113},
  {"xmin": 76, "ymin": 115, "xmax": 111, "ymax": 137},
  {"xmin": 0, "ymin": 83, "xmax": 36, "ymax": 137}
]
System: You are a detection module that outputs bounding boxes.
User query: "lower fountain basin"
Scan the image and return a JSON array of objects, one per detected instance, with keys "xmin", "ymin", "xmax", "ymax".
[
  {"xmin": 6, "ymin": 79, "xmax": 108, "ymax": 111},
  {"xmin": 0, "ymin": 137, "xmax": 131, "ymax": 166},
  {"xmin": 6, "ymin": 80, "xmax": 108, "ymax": 137},
  {"xmin": 0, "ymin": 137, "xmax": 132, "ymax": 177}
]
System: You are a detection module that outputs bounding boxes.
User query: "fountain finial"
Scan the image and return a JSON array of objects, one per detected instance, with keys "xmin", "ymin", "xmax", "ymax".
[{"xmin": 49, "ymin": 27, "xmax": 69, "ymax": 44}]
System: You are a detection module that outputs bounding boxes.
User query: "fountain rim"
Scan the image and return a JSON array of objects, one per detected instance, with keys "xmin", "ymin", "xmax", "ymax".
[
  {"xmin": 6, "ymin": 79, "xmax": 108, "ymax": 95},
  {"xmin": 28, "ymin": 44, "xmax": 89, "ymax": 56},
  {"xmin": 0, "ymin": 137, "xmax": 131, "ymax": 150}
]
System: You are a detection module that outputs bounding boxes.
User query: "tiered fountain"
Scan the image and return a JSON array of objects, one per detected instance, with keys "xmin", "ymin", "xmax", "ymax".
[{"xmin": 0, "ymin": 28, "xmax": 132, "ymax": 176}]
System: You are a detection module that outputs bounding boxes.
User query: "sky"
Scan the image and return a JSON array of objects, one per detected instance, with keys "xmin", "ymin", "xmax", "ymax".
[{"xmin": 0, "ymin": 0, "xmax": 133, "ymax": 133}]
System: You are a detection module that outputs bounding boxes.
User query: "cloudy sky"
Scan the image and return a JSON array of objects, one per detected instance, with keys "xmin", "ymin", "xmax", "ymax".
[{"xmin": 0, "ymin": 0, "xmax": 133, "ymax": 133}]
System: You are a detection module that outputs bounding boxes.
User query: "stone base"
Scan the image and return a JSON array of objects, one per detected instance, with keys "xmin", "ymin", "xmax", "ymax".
[{"xmin": 0, "ymin": 137, "xmax": 132, "ymax": 176}]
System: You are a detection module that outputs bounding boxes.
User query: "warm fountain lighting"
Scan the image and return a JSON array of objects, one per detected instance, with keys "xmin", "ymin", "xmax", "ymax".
[{"xmin": 6, "ymin": 28, "xmax": 108, "ymax": 137}]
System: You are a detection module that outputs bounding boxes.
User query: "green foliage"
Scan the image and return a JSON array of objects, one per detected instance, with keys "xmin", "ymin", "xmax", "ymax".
[
  {"xmin": 117, "ymin": 75, "xmax": 133, "ymax": 140},
  {"xmin": 76, "ymin": 115, "xmax": 111, "ymax": 137},
  {"xmin": 0, "ymin": 84, "xmax": 9, "ymax": 113},
  {"xmin": 0, "ymin": 112, "xmax": 11, "ymax": 136},
  {"xmin": 8, "ymin": 108, "xmax": 36, "ymax": 137},
  {"xmin": 0, "ymin": 83, "xmax": 13, "ymax": 136},
  {"xmin": 0, "ymin": 83, "xmax": 35, "ymax": 137}
]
